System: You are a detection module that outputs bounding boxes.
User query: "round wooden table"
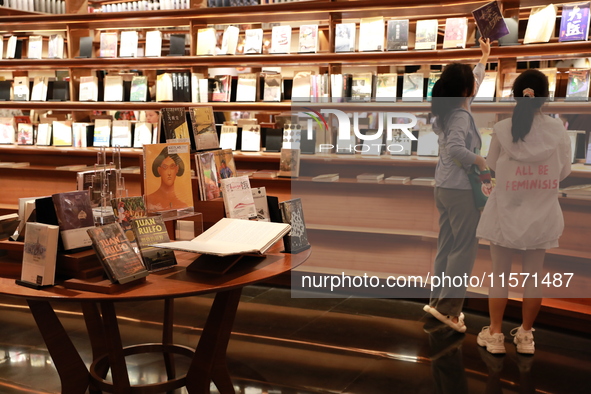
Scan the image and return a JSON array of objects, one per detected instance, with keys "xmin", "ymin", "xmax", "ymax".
[{"xmin": 0, "ymin": 245, "xmax": 310, "ymax": 394}]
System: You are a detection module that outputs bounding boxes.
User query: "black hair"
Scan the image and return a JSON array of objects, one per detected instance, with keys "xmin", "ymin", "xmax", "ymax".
[
  {"xmin": 431, "ymin": 63, "xmax": 475, "ymax": 131},
  {"xmin": 152, "ymin": 146, "xmax": 185, "ymax": 177},
  {"xmin": 511, "ymin": 70, "xmax": 549, "ymax": 142}
]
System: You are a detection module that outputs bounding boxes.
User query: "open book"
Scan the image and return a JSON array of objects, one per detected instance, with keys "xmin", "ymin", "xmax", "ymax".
[{"xmin": 152, "ymin": 218, "xmax": 291, "ymax": 256}]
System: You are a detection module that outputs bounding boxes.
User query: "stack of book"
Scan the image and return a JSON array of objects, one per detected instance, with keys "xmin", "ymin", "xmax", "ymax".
[{"xmin": 356, "ymin": 173, "xmax": 384, "ymax": 183}]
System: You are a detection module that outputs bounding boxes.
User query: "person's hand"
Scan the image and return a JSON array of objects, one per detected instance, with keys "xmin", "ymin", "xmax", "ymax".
[
  {"xmin": 474, "ymin": 155, "xmax": 488, "ymax": 171},
  {"xmin": 478, "ymin": 37, "xmax": 491, "ymax": 63}
]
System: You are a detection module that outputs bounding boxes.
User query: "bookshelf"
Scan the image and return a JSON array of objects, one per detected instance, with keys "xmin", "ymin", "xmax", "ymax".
[{"xmin": 1, "ymin": 0, "xmax": 591, "ymax": 319}]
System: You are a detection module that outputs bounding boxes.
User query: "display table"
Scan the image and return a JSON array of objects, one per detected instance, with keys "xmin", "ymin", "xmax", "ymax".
[{"xmin": 0, "ymin": 245, "xmax": 311, "ymax": 394}]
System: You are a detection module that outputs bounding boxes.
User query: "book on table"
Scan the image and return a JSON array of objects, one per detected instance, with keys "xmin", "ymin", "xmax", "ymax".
[
  {"xmin": 252, "ymin": 187, "xmax": 271, "ymax": 222},
  {"xmin": 220, "ymin": 175, "xmax": 258, "ymax": 220},
  {"xmin": 152, "ymin": 218, "xmax": 291, "ymax": 256},
  {"xmin": 130, "ymin": 216, "xmax": 177, "ymax": 272},
  {"xmin": 279, "ymin": 198, "xmax": 310, "ymax": 254},
  {"xmin": 0, "ymin": 213, "xmax": 20, "ymax": 240},
  {"xmin": 110, "ymin": 196, "xmax": 147, "ymax": 243},
  {"xmin": 52, "ymin": 190, "xmax": 96, "ymax": 251},
  {"xmin": 20, "ymin": 222, "xmax": 60, "ymax": 287}
]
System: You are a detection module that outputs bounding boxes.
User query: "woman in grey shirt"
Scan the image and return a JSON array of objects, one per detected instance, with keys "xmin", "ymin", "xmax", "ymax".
[{"xmin": 423, "ymin": 38, "xmax": 490, "ymax": 333}]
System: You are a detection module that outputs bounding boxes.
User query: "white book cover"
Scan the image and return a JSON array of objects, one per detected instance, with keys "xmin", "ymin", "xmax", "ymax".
[
  {"xmin": 156, "ymin": 73, "xmax": 173, "ymax": 102},
  {"xmin": 220, "ymin": 26, "xmax": 239, "ymax": 55},
  {"xmin": 442, "ymin": 17, "xmax": 468, "ymax": 49},
  {"xmin": 359, "ymin": 17, "xmax": 385, "ymax": 51},
  {"xmin": 93, "ymin": 119, "xmax": 112, "ymax": 147},
  {"xmin": 335, "ymin": 23, "xmax": 356, "ymax": 52},
  {"xmin": 375, "ymin": 73, "xmax": 398, "ymax": 102},
  {"xmin": 152, "ymin": 218, "xmax": 291, "ymax": 256},
  {"xmin": 298, "ymin": 25, "xmax": 318, "ymax": 53},
  {"xmin": 27, "ymin": 35, "xmax": 43, "ymax": 59},
  {"xmin": 145, "ymin": 31, "xmax": 163, "ymax": 57},
  {"xmin": 48, "ymin": 34, "xmax": 64, "ymax": 59},
  {"xmin": 36, "ymin": 123, "xmax": 52, "ymax": 146},
  {"xmin": 415, "ymin": 19, "xmax": 439, "ymax": 50},
  {"xmin": 236, "ymin": 73, "xmax": 258, "ymax": 102},
  {"xmin": 271, "ymin": 25, "xmax": 292, "ymax": 54},
  {"xmin": 6, "ymin": 36, "xmax": 17, "ymax": 59},
  {"xmin": 13, "ymin": 76, "xmax": 30, "ymax": 101},
  {"xmin": 263, "ymin": 73, "xmax": 282, "ymax": 102},
  {"xmin": 79, "ymin": 75, "xmax": 99, "ymax": 102},
  {"xmin": 244, "ymin": 29, "xmax": 263, "ymax": 54},
  {"xmin": 21, "ymin": 222, "xmax": 60, "ymax": 286},
  {"xmin": 111, "ymin": 120, "xmax": 132, "ymax": 147},
  {"xmin": 417, "ymin": 124, "xmax": 439, "ymax": 156},
  {"xmin": 31, "ymin": 77, "xmax": 49, "ymax": 101},
  {"xmin": 386, "ymin": 130, "xmax": 412, "ymax": 156},
  {"xmin": 474, "ymin": 71, "xmax": 498, "ymax": 101},
  {"xmin": 52, "ymin": 120, "xmax": 72, "ymax": 146},
  {"xmin": 133, "ymin": 122, "xmax": 153, "ymax": 148},
  {"xmin": 252, "ymin": 187, "xmax": 270, "ymax": 222},
  {"xmin": 197, "ymin": 28, "xmax": 217, "ymax": 55},
  {"xmin": 199, "ymin": 79, "xmax": 209, "ymax": 103},
  {"xmin": 191, "ymin": 73, "xmax": 202, "ymax": 102},
  {"xmin": 220, "ymin": 125, "xmax": 238, "ymax": 150},
  {"xmin": 402, "ymin": 73, "xmax": 424, "ymax": 102},
  {"xmin": 119, "ymin": 31, "xmax": 139, "ymax": 57},
  {"xmin": 72, "ymin": 122, "xmax": 89, "ymax": 148},
  {"xmin": 0, "ymin": 118, "xmax": 16, "ymax": 144},
  {"xmin": 331, "ymin": 74, "xmax": 343, "ymax": 102},
  {"xmin": 220, "ymin": 176, "xmax": 257, "ymax": 220},
  {"xmin": 241, "ymin": 124, "xmax": 261, "ymax": 152},
  {"xmin": 292, "ymin": 70, "xmax": 312, "ymax": 101},
  {"xmin": 104, "ymin": 75, "xmax": 124, "ymax": 102},
  {"xmin": 524, "ymin": 4, "xmax": 558, "ymax": 44},
  {"xmin": 0, "ymin": 38, "xmax": 3, "ymax": 60},
  {"xmin": 99, "ymin": 32, "xmax": 118, "ymax": 58}
]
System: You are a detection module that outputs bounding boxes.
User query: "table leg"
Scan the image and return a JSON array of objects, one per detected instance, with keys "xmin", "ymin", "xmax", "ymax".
[
  {"xmin": 185, "ymin": 288, "xmax": 242, "ymax": 394},
  {"xmin": 82, "ymin": 302, "xmax": 109, "ymax": 394},
  {"xmin": 27, "ymin": 300, "xmax": 90, "ymax": 394},
  {"xmin": 163, "ymin": 298, "xmax": 176, "ymax": 394},
  {"xmin": 100, "ymin": 301, "xmax": 131, "ymax": 394}
]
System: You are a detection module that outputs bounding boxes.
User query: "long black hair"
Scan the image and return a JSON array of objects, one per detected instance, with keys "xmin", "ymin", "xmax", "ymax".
[
  {"xmin": 511, "ymin": 70, "xmax": 549, "ymax": 142},
  {"xmin": 431, "ymin": 63, "xmax": 475, "ymax": 131}
]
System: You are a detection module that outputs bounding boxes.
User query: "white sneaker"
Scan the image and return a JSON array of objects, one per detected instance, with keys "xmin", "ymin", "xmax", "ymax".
[
  {"xmin": 511, "ymin": 326, "xmax": 535, "ymax": 354},
  {"xmin": 477, "ymin": 326, "xmax": 506, "ymax": 354}
]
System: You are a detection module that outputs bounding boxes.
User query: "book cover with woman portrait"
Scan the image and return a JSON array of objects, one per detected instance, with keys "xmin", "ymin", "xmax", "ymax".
[{"xmin": 143, "ymin": 142, "xmax": 194, "ymax": 214}]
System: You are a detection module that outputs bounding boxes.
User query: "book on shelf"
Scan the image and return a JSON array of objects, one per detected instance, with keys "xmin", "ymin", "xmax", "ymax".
[
  {"xmin": 156, "ymin": 73, "xmax": 174, "ymax": 102},
  {"xmin": 500, "ymin": 72, "xmax": 520, "ymax": 100},
  {"xmin": 13, "ymin": 76, "xmax": 30, "ymax": 101},
  {"xmin": 0, "ymin": 117, "xmax": 16, "ymax": 144},
  {"xmin": 312, "ymin": 173, "xmax": 340, "ymax": 182},
  {"xmin": 357, "ymin": 173, "xmax": 384, "ymax": 183},
  {"xmin": 426, "ymin": 72, "xmax": 441, "ymax": 101},
  {"xmin": 359, "ymin": 17, "xmax": 385, "ymax": 51},
  {"xmin": 36, "ymin": 123, "xmax": 52, "ymax": 146},
  {"xmin": 87, "ymin": 223, "xmax": 149, "ymax": 284},
  {"xmin": 474, "ymin": 71, "xmax": 497, "ymax": 101},
  {"xmin": 263, "ymin": 73, "xmax": 282, "ymax": 102},
  {"xmin": 93, "ymin": 119, "xmax": 111, "ymax": 147},
  {"xmin": 110, "ymin": 196, "xmax": 147, "ymax": 244},
  {"xmin": 195, "ymin": 151, "xmax": 220, "ymax": 201},
  {"xmin": 472, "ymin": 1, "xmax": 509, "ymax": 41},
  {"xmin": 443, "ymin": 17, "xmax": 468, "ymax": 49},
  {"xmin": 211, "ymin": 75, "xmax": 232, "ymax": 102},
  {"xmin": 130, "ymin": 216, "xmax": 177, "ymax": 272},
  {"xmin": 498, "ymin": 17, "xmax": 519, "ymax": 46},
  {"xmin": 252, "ymin": 169, "xmax": 278, "ymax": 179},
  {"xmin": 27, "ymin": 36, "xmax": 43, "ymax": 59},
  {"xmin": 79, "ymin": 76, "xmax": 98, "ymax": 102},
  {"xmin": 130, "ymin": 76, "xmax": 148, "ymax": 102},
  {"xmin": 119, "ymin": 31, "xmax": 139, "ymax": 57},
  {"xmin": 104, "ymin": 75, "xmax": 124, "ymax": 102},
  {"xmin": 0, "ymin": 213, "xmax": 20, "ymax": 240},
  {"xmin": 567, "ymin": 130, "xmax": 584, "ymax": 163},
  {"xmin": 144, "ymin": 142, "xmax": 194, "ymax": 213},
  {"xmin": 220, "ymin": 26, "xmax": 239, "ymax": 55},
  {"xmin": 199, "ymin": 78, "xmax": 209, "ymax": 102},
  {"xmin": 20, "ymin": 222, "xmax": 60, "ymax": 287},
  {"xmin": 402, "ymin": 73, "xmax": 424, "ymax": 102},
  {"xmin": 292, "ymin": 70, "xmax": 313, "ymax": 101},
  {"xmin": 298, "ymin": 25, "xmax": 318, "ymax": 53},
  {"xmin": 385, "ymin": 176, "xmax": 411, "ymax": 185},
  {"xmin": 169, "ymin": 34, "xmax": 186, "ymax": 56},
  {"xmin": 189, "ymin": 106, "xmax": 219, "ymax": 151},
  {"xmin": 111, "ymin": 120, "xmax": 132, "ymax": 147},
  {"xmin": 78, "ymin": 36, "xmax": 93, "ymax": 58},
  {"xmin": 213, "ymin": 149, "xmax": 237, "ymax": 183},
  {"xmin": 415, "ymin": 19, "xmax": 438, "ymax": 50},
  {"xmin": 0, "ymin": 38, "xmax": 3, "ymax": 60},
  {"xmin": 52, "ymin": 190, "xmax": 96, "ymax": 251},
  {"xmin": 271, "ymin": 25, "xmax": 292, "ymax": 54},
  {"xmin": 191, "ymin": 73, "xmax": 204, "ymax": 102},
  {"xmin": 559, "ymin": 2, "xmax": 590, "ymax": 42},
  {"xmin": 386, "ymin": 19, "xmax": 409, "ymax": 51},
  {"xmin": 6, "ymin": 36, "xmax": 18, "ymax": 59},
  {"xmin": 411, "ymin": 177, "xmax": 436, "ymax": 186},
  {"xmin": 236, "ymin": 73, "xmax": 259, "ymax": 102},
  {"xmin": 17, "ymin": 123, "xmax": 34, "ymax": 145},
  {"xmin": 99, "ymin": 32, "xmax": 118, "ymax": 58},
  {"xmin": 31, "ymin": 77, "xmax": 48, "ymax": 101},
  {"xmin": 153, "ymin": 217, "xmax": 291, "ymax": 256},
  {"xmin": 417, "ymin": 124, "xmax": 439, "ymax": 156},
  {"xmin": 197, "ymin": 28, "xmax": 217, "ymax": 55},
  {"xmin": 566, "ymin": 69, "xmax": 590, "ymax": 101},
  {"xmin": 13, "ymin": 198, "xmax": 36, "ymax": 242},
  {"xmin": 252, "ymin": 187, "xmax": 271, "ymax": 222},
  {"xmin": 351, "ymin": 72, "xmax": 373, "ymax": 101},
  {"xmin": 279, "ymin": 198, "xmax": 310, "ymax": 253},
  {"xmin": 220, "ymin": 124, "xmax": 238, "ymax": 150},
  {"xmin": 562, "ymin": 184, "xmax": 591, "ymax": 199},
  {"xmin": 244, "ymin": 28, "xmax": 264, "ymax": 54},
  {"xmin": 72, "ymin": 122, "xmax": 90, "ymax": 148},
  {"xmin": 145, "ymin": 30, "xmax": 163, "ymax": 57},
  {"xmin": 538, "ymin": 68, "xmax": 557, "ymax": 100},
  {"xmin": 278, "ymin": 148, "xmax": 300, "ymax": 178},
  {"xmin": 220, "ymin": 176, "xmax": 258, "ymax": 220},
  {"xmin": 0, "ymin": 161, "xmax": 30, "ymax": 168},
  {"xmin": 160, "ymin": 107, "xmax": 190, "ymax": 143},
  {"xmin": 52, "ymin": 120, "xmax": 73, "ymax": 147},
  {"xmin": 335, "ymin": 22, "xmax": 356, "ymax": 52},
  {"xmin": 479, "ymin": 127, "xmax": 494, "ymax": 157},
  {"xmin": 386, "ymin": 129, "xmax": 413, "ymax": 156},
  {"xmin": 524, "ymin": 4, "xmax": 558, "ymax": 44},
  {"xmin": 48, "ymin": 34, "xmax": 64, "ymax": 59},
  {"xmin": 241, "ymin": 124, "xmax": 262, "ymax": 152}
]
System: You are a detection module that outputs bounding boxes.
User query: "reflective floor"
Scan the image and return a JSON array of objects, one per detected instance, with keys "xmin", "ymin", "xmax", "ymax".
[{"xmin": 0, "ymin": 286, "xmax": 590, "ymax": 393}]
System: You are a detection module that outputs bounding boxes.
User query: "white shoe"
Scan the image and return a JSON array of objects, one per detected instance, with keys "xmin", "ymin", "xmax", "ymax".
[
  {"xmin": 511, "ymin": 326, "xmax": 535, "ymax": 354},
  {"xmin": 477, "ymin": 326, "xmax": 506, "ymax": 354}
]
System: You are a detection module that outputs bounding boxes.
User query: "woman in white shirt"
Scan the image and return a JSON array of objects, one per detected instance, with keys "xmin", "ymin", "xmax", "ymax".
[{"xmin": 476, "ymin": 70, "xmax": 571, "ymax": 355}]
